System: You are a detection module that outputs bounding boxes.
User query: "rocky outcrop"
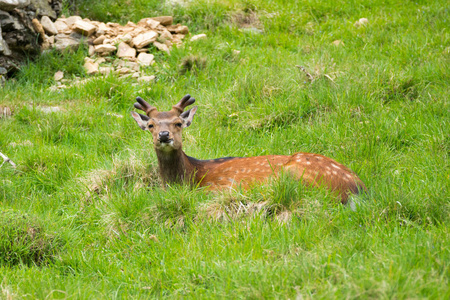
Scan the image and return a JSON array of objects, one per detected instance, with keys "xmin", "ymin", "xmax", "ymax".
[{"xmin": 0, "ymin": 0, "xmax": 62, "ymax": 77}]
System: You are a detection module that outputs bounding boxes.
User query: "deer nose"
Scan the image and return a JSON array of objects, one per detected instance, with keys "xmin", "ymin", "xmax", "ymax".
[{"xmin": 158, "ymin": 131, "xmax": 171, "ymax": 142}]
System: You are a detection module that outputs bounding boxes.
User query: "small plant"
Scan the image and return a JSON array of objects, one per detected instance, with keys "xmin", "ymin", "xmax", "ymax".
[
  {"xmin": 0, "ymin": 209, "xmax": 59, "ymax": 266},
  {"xmin": 179, "ymin": 55, "xmax": 207, "ymax": 75}
]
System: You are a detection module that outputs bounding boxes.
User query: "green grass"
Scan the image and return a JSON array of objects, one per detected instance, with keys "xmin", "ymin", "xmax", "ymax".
[{"xmin": 1, "ymin": 0, "xmax": 449, "ymax": 298}]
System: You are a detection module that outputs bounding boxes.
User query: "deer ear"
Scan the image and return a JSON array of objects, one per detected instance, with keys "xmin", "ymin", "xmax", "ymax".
[
  {"xmin": 131, "ymin": 112, "xmax": 148, "ymax": 130},
  {"xmin": 180, "ymin": 106, "xmax": 198, "ymax": 128}
]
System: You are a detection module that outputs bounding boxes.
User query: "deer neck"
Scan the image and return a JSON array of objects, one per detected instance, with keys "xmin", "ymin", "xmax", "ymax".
[{"xmin": 155, "ymin": 148, "xmax": 200, "ymax": 185}]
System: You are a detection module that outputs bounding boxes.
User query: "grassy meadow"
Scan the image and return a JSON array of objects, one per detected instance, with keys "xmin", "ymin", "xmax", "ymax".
[{"xmin": 0, "ymin": 0, "xmax": 449, "ymax": 298}]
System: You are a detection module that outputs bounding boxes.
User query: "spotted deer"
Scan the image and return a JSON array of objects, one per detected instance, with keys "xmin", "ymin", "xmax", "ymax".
[{"xmin": 131, "ymin": 94, "xmax": 366, "ymax": 204}]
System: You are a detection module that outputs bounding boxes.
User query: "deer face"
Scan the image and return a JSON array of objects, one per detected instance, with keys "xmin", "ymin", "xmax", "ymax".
[{"xmin": 131, "ymin": 95, "xmax": 197, "ymax": 152}]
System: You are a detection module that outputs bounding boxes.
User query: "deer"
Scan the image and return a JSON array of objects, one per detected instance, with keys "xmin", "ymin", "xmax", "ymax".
[{"xmin": 131, "ymin": 94, "xmax": 366, "ymax": 204}]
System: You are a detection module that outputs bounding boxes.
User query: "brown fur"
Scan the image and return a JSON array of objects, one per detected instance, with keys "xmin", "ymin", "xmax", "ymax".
[{"xmin": 132, "ymin": 95, "xmax": 366, "ymax": 203}]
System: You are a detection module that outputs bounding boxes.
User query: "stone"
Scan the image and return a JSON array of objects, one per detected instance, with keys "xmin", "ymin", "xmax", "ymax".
[
  {"xmin": 47, "ymin": 35, "xmax": 55, "ymax": 45},
  {"xmin": 190, "ymin": 33, "xmax": 206, "ymax": 42},
  {"xmin": 137, "ymin": 52, "xmax": 154, "ymax": 66},
  {"xmin": 0, "ymin": 26, "xmax": 11, "ymax": 55},
  {"xmin": 31, "ymin": 19, "xmax": 45, "ymax": 41},
  {"xmin": 93, "ymin": 35, "xmax": 106, "ymax": 45},
  {"xmin": 138, "ymin": 18, "xmax": 160, "ymax": 29},
  {"xmin": 95, "ymin": 57, "xmax": 106, "ymax": 64},
  {"xmin": 164, "ymin": 40, "xmax": 173, "ymax": 48},
  {"xmin": 138, "ymin": 75, "xmax": 155, "ymax": 82},
  {"xmin": 36, "ymin": 106, "xmax": 61, "ymax": 113},
  {"xmin": 117, "ymin": 67, "xmax": 131, "ymax": 75},
  {"xmin": 0, "ymin": 106, "xmax": 11, "ymax": 118},
  {"xmin": 54, "ymin": 34, "xmax": 81, "ymax": 51},
  {"xmin": 54, "ymin": 20, "xmax": 69, "ymax": 33},
  {"xmin": 153, "ymin": 41, "xmax": 170, "ymax": 54},
  {"xmin": 29, "ymin": 0, "xmax": 58, "ymax": 19},
  {"xmin": 117, "ymin": 42, "xmax": 136, "ymax": 58},
  {"xmin": 0, "ymin": 0, "xmax": 30, "ymax": 11},
  {"xmin": 118, "ymin": 60, "xmax": 140, "ymax": 72},
  {"xmin": 167, "ymin": 24, "xmax": 189, "ymax": 34},
  {"xmin": 132, "ymin": 31, "xmax": 158, "ymax": 48},
  {"xmin": 359, "ymin": 18, "xmax": 369, "ymax": 25},
  {"xmin": 94, "ymin": 44, "xmax": 116, "ymax": 54},
  {"xmin": 354, "ymin": 18, "xmax": 368, "ymax": 28},
  {"xmin": 73, "ymin": 20, "xmax": 97, "ymax": 36},
  {"xmin": 96, "ymin": 22, "xmax": 109, "ymax": 35},
  {"xmin": 159, "ymin": 29, "xmax": 173, "ymax": 41},
  {"xmin": 241, "ymin": 27, "xmax": 263, "ymax": 34},
  {"xmin": 0, "ymin": 10, "xmax": 22, "ymax": 31},
  {"xmin": 65, "ymin": 16, "xmax": 82, "ymax": 28},
  {"xmin": 41, "ymin": 16, "xmax": 58, "ymax": 36},
  {"xmin": 54, "ymin": 70, "xmax": 64, "ymax": 81},
  {"xmin": 172, "ymin": 34, "xmax": 185, "ymax": 45},
  {"xmin": 151, "ymin": 16, "xmax": 173, "ymax": 26},
  {"xmin": 84, "ymin": 58, "xmax": 99, "ymax": 74},
  {"xmin": 99, "ymin": 67, "xmax": 114, "ymax": 75},
  {"xmin": 41, "ymin": 35, "xmax": 51, "ymax": 50},
  {"xmin": 88, "ymin": 45, "xmax": 95, "ymax": 56},
  {"xmin": 112, "ymin": 34, "xmax": 132, "ymax": 44}
]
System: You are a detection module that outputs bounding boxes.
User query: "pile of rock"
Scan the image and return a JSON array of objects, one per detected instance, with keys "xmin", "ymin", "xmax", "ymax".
[
  {"xmin": 1, "ymin": 0, "xmax": 62, "ymax": 79},
  {"xmin": 37, "ymin": 15, "xmax": 189, "ymax": 78}
]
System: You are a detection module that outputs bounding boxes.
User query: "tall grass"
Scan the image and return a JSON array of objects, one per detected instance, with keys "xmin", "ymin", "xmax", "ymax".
[{"xmin": 0, "ymin": 0, "xmax": 449, "ymax": 298}]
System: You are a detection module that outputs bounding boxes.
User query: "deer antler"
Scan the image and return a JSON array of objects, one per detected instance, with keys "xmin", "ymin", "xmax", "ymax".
[
  {"xmin": 171, "ymin": 94, "xmax": 195, "ymax": 114},
  {"xmin": 134, "ymin": 97, "xmax": 157, "ymax": 117}
]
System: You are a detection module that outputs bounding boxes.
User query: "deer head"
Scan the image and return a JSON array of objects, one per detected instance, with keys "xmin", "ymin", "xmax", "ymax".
[{"xmin": 131, "ymin": 94, "xmax": 197, "ymax": 152}]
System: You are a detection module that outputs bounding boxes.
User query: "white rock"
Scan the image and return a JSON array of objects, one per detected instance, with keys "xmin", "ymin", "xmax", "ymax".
[
  {"xmin": 94, "ymin": 44, "xmax": 117, "ymax": 54},
  {"xmin": 54, "ymin": 20, "xmax": 69, "ymax": 33},
  {"xmin": 84, "ymin": 60, "xmax": 99, "ymax": 75},
  {"xmin": 354, "ymin": 18, "xmax": 369, "ymax": 28},
  {"xmin": 138, "ymin": 75, "xmax": 156, "ymax": 82},
  {"xmin": 359, "ymin": 18, "xmax": 369, "ymax": 25},
  {"xmin": 54, "ymin": 71, "xmax": 64, "ymax": 81},
  {"xmin": 73, "ymin": 20, "xmax": 97, "ymax": 36},
  {"xmin": 0, "ymin": 0, "xmax": 30, "ymax": 11},
  {"xmin": 36, "ymin": 106, "xmax": 61, "ymax": 113},
  {"xmin": 132, "ymin": 31, "xmax": 158, "ymax": 48},
  {"xmin": 99, "ymin": 67, "xmax": 114, "ymax": 75},
  {"xmin": 88, "ymin": 45, "xmax": 95, "ymax": 56},
  {"xmin": 41, "ymin": 16, "xmax": 58, "ymax": 36},
  {"xmin": 151, "ymin": 16, "xmax": 173, "ymax": 26},
  {"xmin": 95, "ymin": 57, "xmax": 106, "ymax": 64},
  {"xmin": 96, "ymin": 23, "xmax": 109, "ymax": 35},
  {"xmin": 117, "ymin": 42, "xmax": 136, "ymax": 58},
  {"xmin": 190, "ymin": 33, "xmax": 207, "ymax": 42},
  {"xmin": 65, "ymin": 16, "xmax": 82, "ymax": 28},
  {"xmin": 159, "ymin": 29, "xmax": 173, "ymax": 41},
  {"xmin": 117, "ymin": 67, "xmax": 131, "ymax": 75},
  {"xmin": 93, "ymin": 35, "xmax": 106, "ymax": 45},
  {"xmin": 153, "ymin": 41, "xmax": 170, "ymax": 54},
  {"xmin": 137, "ymin": 52, "xmax": 154, "ymax": 66}
]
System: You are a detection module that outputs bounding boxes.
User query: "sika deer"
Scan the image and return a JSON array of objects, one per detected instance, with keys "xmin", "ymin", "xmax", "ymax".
[{"xmin": 131, "ymin": 95, "xmax": 366, "ymax": 204}]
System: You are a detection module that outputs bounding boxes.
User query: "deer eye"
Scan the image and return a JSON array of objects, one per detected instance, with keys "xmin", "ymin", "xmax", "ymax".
[
  {"xmin": 175, "ymin": 122, "xmax": 183, "ymax": 128},
  {"xmin": 148, "ymin": 124, "xmax": 154, "ymax": 129}
]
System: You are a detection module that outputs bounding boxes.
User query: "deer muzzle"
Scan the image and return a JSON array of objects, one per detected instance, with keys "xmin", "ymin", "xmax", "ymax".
[{"xmin": 158, "ymin": 131, "xmax": 172, "ymax": 143}]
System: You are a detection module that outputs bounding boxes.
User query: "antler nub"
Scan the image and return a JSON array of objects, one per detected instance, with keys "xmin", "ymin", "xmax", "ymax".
[
  {"xmin": 134, "ymin": 96, "xmax": 157, "ymax": 116},
  {"xmin": 172, "ymin": 94, "xmax": 195, "ymax": 114}
]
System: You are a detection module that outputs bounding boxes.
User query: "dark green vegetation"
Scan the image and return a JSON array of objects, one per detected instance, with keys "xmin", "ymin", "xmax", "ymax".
[{"xmin": 1, "ymin": 0, "xmax": 449, "ymax": 298}]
